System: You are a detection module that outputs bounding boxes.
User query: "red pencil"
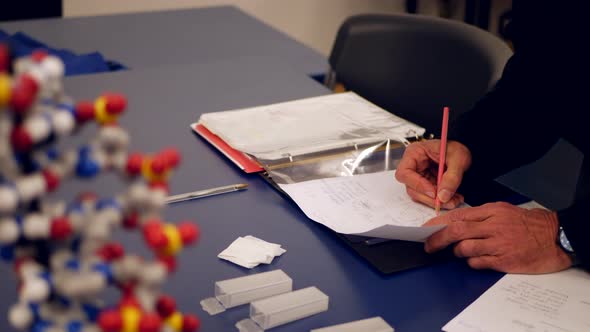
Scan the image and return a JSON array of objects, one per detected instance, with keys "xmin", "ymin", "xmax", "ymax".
[{"xmin": 435, "ymin": 107, "xmax": 450, "ymax": 215}]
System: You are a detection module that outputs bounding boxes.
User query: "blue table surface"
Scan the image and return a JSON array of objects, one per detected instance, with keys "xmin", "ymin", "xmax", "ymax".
[
  {"xmin": 0, "ymin": 57, "xmax": 503, "ymax": 331},
  {"xmin": 0, "ymin": 6, "xmax": 327, "ymax": 77}
]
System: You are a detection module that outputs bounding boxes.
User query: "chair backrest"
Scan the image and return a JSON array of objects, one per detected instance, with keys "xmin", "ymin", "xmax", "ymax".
[{"xmin": 328, "ymin": 14, "xmax": 513, "ymax": 134}]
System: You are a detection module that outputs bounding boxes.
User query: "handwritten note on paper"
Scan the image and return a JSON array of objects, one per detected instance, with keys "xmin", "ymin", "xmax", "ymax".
[
  {"xmin": 277, "ymin": 170, "xmax": 444, "ymax": 242},
  {"xmin": 443, "ymin": 268, "xmax": 590, "ymax": 332}
]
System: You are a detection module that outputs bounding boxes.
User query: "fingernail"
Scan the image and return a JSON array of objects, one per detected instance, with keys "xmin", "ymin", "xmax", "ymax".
[
  {"xmin": 426, "ymin": 191, "xmax": 435, "ymax": 199},
  {"xmin": 424, "ymin": 243, "xmax": 432, "ymax": 253},
  {"xmin": 438, "ymin": 189, "xmax": 453, "ymax": 202}
]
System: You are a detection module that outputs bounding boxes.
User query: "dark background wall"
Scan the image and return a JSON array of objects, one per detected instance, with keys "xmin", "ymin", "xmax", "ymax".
[{"xmin": 0, "ymin": 0, "xmax": 62, "ymax": 21}]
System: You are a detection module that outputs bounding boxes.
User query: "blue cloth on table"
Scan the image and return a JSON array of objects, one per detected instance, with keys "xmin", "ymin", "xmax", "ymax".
[{"xmin": 0, "ymin": 30, "xmax": 126, "ymax": 75}]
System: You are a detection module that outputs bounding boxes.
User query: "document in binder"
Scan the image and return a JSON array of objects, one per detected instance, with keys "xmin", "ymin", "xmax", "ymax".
[{"xmin": 192, "ymin": 92, "xmax": 424, "ymax": 172}]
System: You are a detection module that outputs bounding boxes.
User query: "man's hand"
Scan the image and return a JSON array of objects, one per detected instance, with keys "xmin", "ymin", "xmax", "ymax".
[
  {"xmin": 424, "ymin": 202, "xmax": 573, "ymax": 273},
  {"xmin": 395, "ymin": 140, "xmax": 471, "ymax": 210}
]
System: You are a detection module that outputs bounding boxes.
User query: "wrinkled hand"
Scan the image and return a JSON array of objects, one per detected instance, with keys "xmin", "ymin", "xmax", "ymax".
[
  {"xmin": 395, "ymin": 140, "xmax": 471, "ymax": 210},
  {"xmin": 424, "ymin": 202, "xmax": 573, "ymax": 273}
]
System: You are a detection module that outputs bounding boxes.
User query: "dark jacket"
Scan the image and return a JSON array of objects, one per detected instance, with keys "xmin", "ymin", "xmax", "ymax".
[{"xmin": 450, "ymin": 1, "xmax": 589, "ymax": 269}]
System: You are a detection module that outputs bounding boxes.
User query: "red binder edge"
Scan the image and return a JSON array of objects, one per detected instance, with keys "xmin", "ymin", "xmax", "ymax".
[{"xmin": 191, "ymin": 123, "xmax": 264, "ymax": 173}]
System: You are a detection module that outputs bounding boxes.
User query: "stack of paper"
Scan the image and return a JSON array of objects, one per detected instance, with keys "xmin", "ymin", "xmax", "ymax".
[
  {"xmin": 218, "ymin": 236, "xmax": 286, "ymax": 268},
  {"xmin": 193, "ymin": 92, "xmax": 424, "ymax": 168}
]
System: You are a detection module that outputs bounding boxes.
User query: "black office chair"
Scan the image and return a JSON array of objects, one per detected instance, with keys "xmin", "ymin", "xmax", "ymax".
[{"xmin": 326, "ymin": 13, "xmax": 513, "ymax": 134}]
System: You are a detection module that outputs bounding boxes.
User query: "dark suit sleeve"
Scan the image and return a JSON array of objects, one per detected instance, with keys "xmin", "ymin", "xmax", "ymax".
[
  {"xmin": 450, "ymin": 0, "xmax": 563, "ymax": 180},
  {"xmin": 559, "ymin": 197, "xmax": 590, "ymax": 270},
  {"xmin": 449, "ymin": 51, "xmax": 560, "ymax": 180},
  {"xmin": 558, "ymin": 158, "xmax": 590, "ymax": 269},
  {"xmin": 451, "ymin": 55, "xmax": 590, "ymax": 269}
]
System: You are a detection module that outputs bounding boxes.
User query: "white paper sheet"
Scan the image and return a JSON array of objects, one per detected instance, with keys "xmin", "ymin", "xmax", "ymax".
[
  {"xmin": 443, "ymin": 268, "xmax": 590, "ymax": 332},
  {"xmin": 199, "ymin": 92, "xmax": 424, "ymax": 160},
  {"xmin": 278, "ymin": 170, "xmax": 444, "ymax": 242}
]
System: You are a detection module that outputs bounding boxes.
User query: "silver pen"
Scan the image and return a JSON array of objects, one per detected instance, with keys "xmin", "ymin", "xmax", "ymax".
[{"xmin": 166, "ymin": 183, "xmax": 248, "ymax": 204}]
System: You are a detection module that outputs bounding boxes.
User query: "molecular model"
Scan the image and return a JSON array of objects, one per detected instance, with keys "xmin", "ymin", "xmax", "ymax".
[{"xmin": 0, "ymin": 44, "xmax": 201, "ymax": 332}]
